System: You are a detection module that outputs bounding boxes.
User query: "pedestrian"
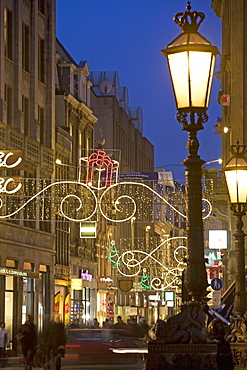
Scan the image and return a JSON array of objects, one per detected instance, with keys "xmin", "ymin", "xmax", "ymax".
[
  {"xmin": 92, "ymin": 318, "xmax": 100, "ymax": 329},
  {"xmin": 114, "ymin": 316, "xmax": 127, "ymax": 330},
  {"xmin": 139, "ymin": 319, "xmax": 150, "ymax": 340},
  {"xmin": 0, "ymin": 322, "xmax": 10, "ymax": 367},
  {"xmin": 43, "ymin": 314, "xmax": 66, "ymax": 370},
  {"xmin": 16, "ymin": 314, "xmax": 37, "ymax": 370},
  {"xmin": 102, "ymin": 319, "xmax": 112, "ymax": 329}
]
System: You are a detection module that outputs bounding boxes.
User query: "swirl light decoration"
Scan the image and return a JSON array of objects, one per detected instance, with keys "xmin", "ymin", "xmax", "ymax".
[
  {"xmin": 0, "ymin": 150, "xmax": 212, "ymax": 223},
  {"xmin": 117, "ymin": 236, "xmax": 188, "ymax": 291}
]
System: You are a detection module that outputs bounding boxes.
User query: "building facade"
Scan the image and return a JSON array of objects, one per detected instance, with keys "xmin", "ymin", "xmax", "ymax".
[
  {"xmin": 212, "ymin": 0, "xmax": 247, "ymax": 287},
  {"xmin": 0, "ymin": 0, "xmax": 56, "ymax": 346},
  {"xmin": 55, "ymin": 39, "xmax": 98, "ymax": 325},
  {"xmin": 88, "ymin": 71, "xmax": 156, "ymax": 324}
]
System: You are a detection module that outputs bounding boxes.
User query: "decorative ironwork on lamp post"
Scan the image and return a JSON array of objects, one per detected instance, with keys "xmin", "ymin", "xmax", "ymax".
[
  {"xmin": 224, "ymin": 143, "xmax": 247, "ymax": 340},
  {"xmin": 161, "ymin": 1, "xmax": 219, "ymax": 302}
]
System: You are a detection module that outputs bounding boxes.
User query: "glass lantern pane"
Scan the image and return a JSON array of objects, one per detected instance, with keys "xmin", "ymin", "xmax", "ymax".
[
  {"xmin": 206, "ymin": 56, "xmax": 215, "ymax": 107},
  {"xmin": 189, "ymin": 51, "xmax": 213, "ymax": 108},
  {"xmin": 225, "ymin": 170, "xmax": 247, "ymax": 203},
  {"xmin": 168, "ymin": 52, "xmax": 189, "ymax": 109}
]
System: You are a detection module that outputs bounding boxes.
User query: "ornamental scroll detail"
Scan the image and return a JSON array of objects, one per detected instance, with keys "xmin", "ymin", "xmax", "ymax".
[{"xmin": 0, "ymin": 150, "xmax": 212, "ymax": 290}]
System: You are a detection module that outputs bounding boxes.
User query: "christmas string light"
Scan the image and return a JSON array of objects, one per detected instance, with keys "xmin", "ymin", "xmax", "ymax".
[
  {"xmin": 116, "ymin": 236, "xmax": 187, "ymax": 291},
  {"xmin": 0, "ymin": 179, "xmax": 212, "ymax": 222}
]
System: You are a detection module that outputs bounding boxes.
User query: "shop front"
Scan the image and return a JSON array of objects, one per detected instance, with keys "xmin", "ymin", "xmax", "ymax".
[
  {"xmin": 70, "ymin": 268, "xmax": 97, "ymax": 326},
  {"xmin": 97, "ymin": 276, "xmax": 116, "ymax": 325}
]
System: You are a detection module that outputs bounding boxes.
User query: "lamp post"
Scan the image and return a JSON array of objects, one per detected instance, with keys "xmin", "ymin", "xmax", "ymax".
[
  {"xmin": 224, "ymin": 143, "xmax": 247, "ymax": 334},
  {"xmin": 145, "ymin": 4, "xmax": 235, "ymax": 368},
  {"xmin": 161, "ymin": 1, "xmax": 219, "ymax": 302}
]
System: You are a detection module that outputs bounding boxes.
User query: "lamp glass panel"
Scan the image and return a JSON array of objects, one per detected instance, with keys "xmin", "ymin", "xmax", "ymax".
[
  {"xmin": 225, "ymin": 170, "xmax": 247, "ymax": 203},
  {"xmin": 206, "ymin": 57, "xmax": 215, "ymax": 107},
  {"xmin": 168, "ymin": 51, "xmax": 189, "ymax": 108},
  {"xmin": 189, "ymin": 51, "xmax": 213, "ymax": 108}
]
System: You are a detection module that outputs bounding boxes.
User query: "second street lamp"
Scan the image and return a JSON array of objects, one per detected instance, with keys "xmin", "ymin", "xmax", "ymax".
[
  {"xmin": 162, "ymin": 1, "xmax": 219, "ymax": 302},
  {"xmin": 224, "ymin": 143, "xmax": 247, "ymax": 339}
]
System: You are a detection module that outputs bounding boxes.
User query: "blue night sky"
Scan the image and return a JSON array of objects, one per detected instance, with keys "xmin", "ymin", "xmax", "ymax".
[{"xmin": 56, "ymin": 0, "xmax": 222, "ymax": 181}]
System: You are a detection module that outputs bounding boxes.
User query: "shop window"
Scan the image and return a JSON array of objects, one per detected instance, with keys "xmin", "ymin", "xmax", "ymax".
[
  {"xmin": 5, "ymin": 277, "xmax": 14, "ymax": 344},
  {"xmin": 22, "ymin": 262, "xmax": 34, "ymax": 323},
  {"xmin": 70, "ymin": 288, "xmax": 91, "ymax": 326},
  {"xmin": 38, "ymin": 265, "xmax": 49, "ymax": 333}
]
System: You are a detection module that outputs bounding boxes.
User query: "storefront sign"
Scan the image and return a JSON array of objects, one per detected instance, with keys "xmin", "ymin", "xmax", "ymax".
[
  {"xmin": 222, "ymin": 94, "xmax": 230, "ymax": 106},
  {"xmin": 0, "ymin": 177, "xmax": 23, "ymax": 194},
  {"xmin": 99, "ymin": 276, "xmax": 113, "ymax": 283},
  {"xmin": 80, "ymin": 221, "xmax": 97, "ymax": 238},
  {"xmin": 0, "ymin": 150, "xmax": 23, "ymax": 169},
  {"xmin": 71, "ymin": 279, "xmax": 83, "ymax": 290},
  {"xmin": 149, "ymin": 294, "xmax": 160, "ymax": 301},
  {"xmin": 0, "ymin": 267, "xmax": 27, "ymax": 277},
  {"xmin": 81, "ymin": 270, "xmax": 92, "ymax": 281},
  {"xmin": 209, "ymin": 230, "xmax": 227, "ymax": 249},
  {"xmin": 0, "ymin": 267, "xmax": 38, "ymax": 278}
]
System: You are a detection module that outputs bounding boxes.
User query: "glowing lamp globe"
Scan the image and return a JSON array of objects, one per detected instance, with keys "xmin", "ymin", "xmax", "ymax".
[
  {"xmin": 161, "ymin": 2, "xmax": 219, "ymax": 113},
  {"xmin": 224, "ymin": 144, "xmax": 247, "ymax": 204}
]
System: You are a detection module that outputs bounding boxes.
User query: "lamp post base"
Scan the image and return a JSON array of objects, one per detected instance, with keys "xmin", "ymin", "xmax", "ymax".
[
  {"xmin": 145, "ymin": 342, "xmax": 233, "ymax": 370},
  {"xmin": 144, "ymin": 301, "xmax": 234, "ymax": 369}
]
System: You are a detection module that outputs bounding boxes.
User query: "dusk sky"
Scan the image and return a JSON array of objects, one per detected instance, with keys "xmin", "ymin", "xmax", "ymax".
[{"xmin": 56, "ymin": 1, "xmax": 222, "ymax": 181}]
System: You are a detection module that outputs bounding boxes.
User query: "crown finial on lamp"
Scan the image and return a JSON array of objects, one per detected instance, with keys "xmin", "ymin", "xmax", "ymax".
[{"xmin": 173, "ymin": 2, "xmax": 205, "ymax": 33}]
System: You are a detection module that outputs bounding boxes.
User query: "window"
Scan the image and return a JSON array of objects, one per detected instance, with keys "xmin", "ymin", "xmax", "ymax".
[
  {"xmin": 22, "ymin": 23, "xmax": 30, "ymax": 72},
  {"xmin": 4, "ymin": 7, "xmax": 13, "ymax": 60},
  {"xmin": 38, "ymin": 38, "xmax": 45, "ymax": 83},
  {"xmin": 38, "ymin": 106, "xmax": 45, "ymax": 144},
  {"xmin": 38, "ymin": 0, "xmax": 45, "ymax": 15},
  {"xmin": 24, "ymin": 171, "xmax": 36, "ymax": 229},
  {"xmin": 39, "ymin": 179, "xmax": 51, "ymax": 233},
  {"xmin": 74, "ymin": 74, "xmax": 79, "ymax": 100},
  {"xmin": 4, "ymin": 84, "xmax": 12, "ymax": 125},
  {"xmin": 22, "ymin": 96, "xmax": 29, "ymax": 135}
]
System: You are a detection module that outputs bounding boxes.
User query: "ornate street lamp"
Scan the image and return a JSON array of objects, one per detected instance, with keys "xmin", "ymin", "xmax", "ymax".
[
  {"xmin": 145, "ymin": 4, "xmax": 235, "ymax": 369},
  {"xmin": 224, "ymin": 143, "xmax": 247, "ymax": 327},
  {"xmin": 161, "ymin": 1, "xmax": 219, "ymax": 302}
]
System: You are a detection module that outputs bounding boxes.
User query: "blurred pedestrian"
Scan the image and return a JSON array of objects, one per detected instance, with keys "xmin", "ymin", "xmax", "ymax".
[
  {"xmin": 16, "ymin": 314, "xmax": 37, "ymax": 370},
  {"xmin": 102, "ymin": 319, "xmax": 112, "ymax": 329},
  {"xmin": 0, "ymin": 322, "xmax": 9, "ymax": 367},
  {"xmin": 129, "ymin": 317, "xmax": 141, "ymax": 337},
  {"xmin": 139, "ymin": 319, "xmax": 150, "ymax": 339},
  {"xmin": 43, "ymin": 314, "xmax": 66, "ymax": 370},
  {"xmin": 92, "ymin": 318, "xmax": 100, "ymax": 329},
  {"xmin": 114, "ymin": 316, "xmax": 127, "ymax": 329}
]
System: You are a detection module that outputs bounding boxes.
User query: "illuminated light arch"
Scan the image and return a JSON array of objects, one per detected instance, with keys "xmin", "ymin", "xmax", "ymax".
[{"xmin": 0, "ymin": 180, "xmax": 212, "ymax": 222}]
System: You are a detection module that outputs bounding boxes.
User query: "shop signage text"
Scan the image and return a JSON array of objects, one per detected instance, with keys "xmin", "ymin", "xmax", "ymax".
[{"xmin": 81, "ymin": 270, "xmax": 92, "ymax": 281}]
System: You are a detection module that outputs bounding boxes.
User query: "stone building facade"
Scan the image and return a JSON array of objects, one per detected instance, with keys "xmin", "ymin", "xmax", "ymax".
[
  {"xmin": 0, "ymin": 0, "xmax": 56, "ymax": 346},
  {"xmin": 212, "ymin": 0, "xmax": 247, "ymax": 286}
]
